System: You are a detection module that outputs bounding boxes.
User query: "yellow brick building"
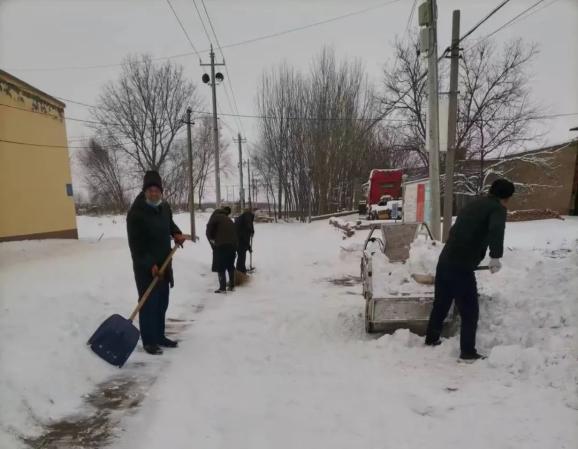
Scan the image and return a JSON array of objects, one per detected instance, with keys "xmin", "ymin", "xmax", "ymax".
[{"xmin": 0, "ymin": 70, "xmax": 78, "ymax": 241}]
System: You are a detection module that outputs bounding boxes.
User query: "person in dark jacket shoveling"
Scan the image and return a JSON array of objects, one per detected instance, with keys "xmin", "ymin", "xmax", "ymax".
[
  {"xmin": 425, "ymin": 178, "xmax": 515, "ymax": 362},
  {"xmin": 127, "ymin": 171, "xmax": 186, "ymax": 355},
  {"xmin": 206, "ymin": 206, "xmax": 238, "ymax": 293},
  {"xmin": 235, "ymin": 208, "xmax": 255, "ymax": 273}
]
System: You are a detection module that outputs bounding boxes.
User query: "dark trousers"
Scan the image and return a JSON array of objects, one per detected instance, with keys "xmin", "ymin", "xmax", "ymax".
[
  {"xmin": 218, "ymin": 268, "xmax": 235, "ymax": 290},
  {"xmin": 213, "ymin": 244, "xmax": 236, "ymax": 290},
  {"xmin": 236, "ymin": 248, "xmax": 248, "ymax": 273},
  {"xmin": 426, "ymin": 261, "xmax": 479, "ymax": 355},
  {"xmin": 135, "ymin": 272, "xmax": 170, "ymax": 346}
]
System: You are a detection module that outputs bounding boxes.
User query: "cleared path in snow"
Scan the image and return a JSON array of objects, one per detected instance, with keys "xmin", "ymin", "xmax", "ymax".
[{"xmin": 109, "ymin": 218, "xmax": 578, "ymax": 449}]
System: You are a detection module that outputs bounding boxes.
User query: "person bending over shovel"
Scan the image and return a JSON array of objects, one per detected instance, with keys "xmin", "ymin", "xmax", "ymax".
[
  {"xmin": 206, "ymin": 206, "xmax": 238, "ymax": 293},
  {"xmin": 425, "ymin": 178, "xmax": 515, "ymax": 362},
  {"xmin": 235, "ymin": 208, "xmax": 255, "ymax": 273},
  {"xmin": 127, "ymin": 171, "xmax": 186, "ymax": 355}
]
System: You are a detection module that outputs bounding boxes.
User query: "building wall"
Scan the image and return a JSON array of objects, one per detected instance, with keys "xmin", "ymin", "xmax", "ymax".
[
  {"xmin": 0, "ymin": 74, "xmax": 78, "ymax": 241},
  {"xmin": 497, "ymin": 142, "xmax": 578, "ymax": 215},
  {"xmin": 403, "ymin": 180, "xmax": 430, "ymax": 225}
]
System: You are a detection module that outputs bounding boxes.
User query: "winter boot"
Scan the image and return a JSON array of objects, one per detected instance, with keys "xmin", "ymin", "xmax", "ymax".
[
  {"xmin": 159, "ymin": 337, "xmax": 178, "ymax": 348},
  {"xmin": 216, "ymin": 272, "xmax": 227, "ymax": 293},
  {"xmin": 425, "ymin": 338, "xmax": 442, "ymax": 347},
  {"xmin": 227, "ymin": 268, "xmax": 235, "ymax": 291},
  {"xmin": 459, "ymin": 351, "xmax": 486, "ymax": 363},
  {"xmin": 144, "ymin": 344, "xmax": 163, "ymax": 355}
]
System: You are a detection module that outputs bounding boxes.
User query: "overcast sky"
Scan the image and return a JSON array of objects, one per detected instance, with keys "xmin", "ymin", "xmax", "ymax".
[{"xmin": 1, "ymin": 0, "xmax": 577, "ymax": 198}]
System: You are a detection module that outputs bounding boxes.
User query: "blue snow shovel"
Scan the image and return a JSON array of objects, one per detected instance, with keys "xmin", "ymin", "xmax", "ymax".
[{"xmin": 87, "ymin": 246, "xmax": 179, "ymax": 368}]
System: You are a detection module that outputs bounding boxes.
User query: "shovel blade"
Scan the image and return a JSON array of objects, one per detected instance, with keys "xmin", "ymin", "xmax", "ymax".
[{"xmin": 87, "ymin": 314, "xmax": 140, "ymax": 368}]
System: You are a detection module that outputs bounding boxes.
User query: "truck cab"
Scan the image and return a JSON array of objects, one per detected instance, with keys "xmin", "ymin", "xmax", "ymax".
[{"xmin": 363, "ymin": 169, "xmax": 404, "ymax": 220}]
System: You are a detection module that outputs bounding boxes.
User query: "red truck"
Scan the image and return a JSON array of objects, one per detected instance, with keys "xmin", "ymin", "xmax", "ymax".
[{"xmin": 358, "ymin": 169, "xmax": 404, "ymax": 219}]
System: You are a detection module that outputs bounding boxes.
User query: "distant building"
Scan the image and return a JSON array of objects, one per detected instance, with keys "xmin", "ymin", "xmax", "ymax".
[
  {"xmin": 403, "ymin": 140, "xmax": 578, "ymax": 224},
  {"xmin": 494, "ymin": 141, "xmax": 578, "ymax": 214},
  {"xmin": 0, "ymin": 70, "xmax": 78, "ymax": 241}
]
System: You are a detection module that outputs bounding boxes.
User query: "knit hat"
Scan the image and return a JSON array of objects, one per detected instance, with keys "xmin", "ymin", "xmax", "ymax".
[
  {"xmin": 222, "ymin": 206, "xmax": 232, "ymax": 215},
  {"xmin": 143, "ymin": 170, "xmax": 163, "ymax": 192},
  {"xmin": 489, "ymin": 178, "xmax": 515, "ymax": 199}
]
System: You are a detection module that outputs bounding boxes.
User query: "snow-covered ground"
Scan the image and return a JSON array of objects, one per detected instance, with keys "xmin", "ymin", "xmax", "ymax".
[{"xmin": 0, "ymin": 214, "xmax": 577, "ymax": 448}]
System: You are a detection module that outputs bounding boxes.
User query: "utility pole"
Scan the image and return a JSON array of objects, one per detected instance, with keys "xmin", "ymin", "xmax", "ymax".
[
  {"xmin": 443, "ymin": 10, "xmax": 461, "ymax": 242},
  {"xmin": 419, "ymin": 0, "xmax": 441, "ymax": 240},
  {"xmin": 184, "ymin": 107, "xmax": 197, "ymax": 242},
  {"xmin": 201, "ymin": 45, "xmax": 225, "ymax": 209},
  {"xmin": 246, "ymin": 158, "xmax": 252, "ymax": 209},
  {"xmin": 234, "ymin": 133, "xmax": 247, "ymax": 209},
  {"xmin": 307, "ymin": 168, "xmax": 313, "ymax": 223}
]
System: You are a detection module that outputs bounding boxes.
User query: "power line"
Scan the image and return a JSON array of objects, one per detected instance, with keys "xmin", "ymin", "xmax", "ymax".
[
  {"xmin": 369, "ymin": 0, "xmax": 526, "ymax": 132},
  {"xmin": 0, "ymin": 137, "xmax": 133, "ymax": 150},
  {"xmin": 173, "ymin": 109, "xmax": 578, "ymax": 122},
  {"xmin": 166, "ymin": 0, "xmax": 225, "ymax": 136},
  {"xmin": 6, "ymin": 0, "xmax": 404, "ymax": 73},
  {"xmin": 0, "ymin": 102, "xmax": 123, "ymax": 126},
  {"xmin": 457, "ymin": 0, "xmax": 511, "ymax": 43},
  {"xmin": 54, "ymin": 96, "xmax": 95, "ymax": 109},
  {"xmin": 165, "ymin": 0, "xmax": 202, "ymax": 59},
  {"xmin": 191, "ymin": 0, "xmax": 214, "ymax": 46},
  {"xmin": 54, "ymin": 94, "xmax": 243, "ymax": 123},
  {"xmin": 27, "ymin": 95, "xmax": 578, "ymax": 123},
  {"xmin": 216, "ymin": 0, "xmax": 404, "ymax": 52},
  {"xmin": 405, "ymin": 0, "xmax": 419, "ymax": 35},
  {"xmin": 200, "ymin": 0, "xmax": 246, "ymax": 136},
  {"xmin": 469, "ymin": 0, "xmax": 549, "ymax": 48},
  {"xmin": 518, "ymin": 0, "xmax": 561, "ymax": 21},
  {"xmin": 194, "ymin": 0, "xmax": 239, "ymax": 132}
]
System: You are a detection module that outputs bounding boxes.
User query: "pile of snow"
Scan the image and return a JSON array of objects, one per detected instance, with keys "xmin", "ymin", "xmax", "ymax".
[
  {"xmin": 0, "ymin": 239, "xmax": 121, "ymax": 444},
  {"xmin": 366, "ymin": 218, "xmax": 578, "ymax": 407},
  {"xmin": 479, "ymin": 245, "xmax": 578, "ymax": 406},
  {"xmin": 0, "ymin": 213, "xmax": 214, "ymax": 447},
  {"xmin": 371, "ymin": 255, "xmax": 434, "ymax": 297},
  {"xmin": 408, "ymin": 237, "xmax": 442, "ymax": 276},
  {"xmin": 369, "ymin": 236, "xmax": 441, "ymax": 297}
]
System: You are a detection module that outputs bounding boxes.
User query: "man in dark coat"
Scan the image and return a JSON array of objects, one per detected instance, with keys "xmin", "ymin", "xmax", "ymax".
[
  {"xmin": 206, "ymin": 206, "xmax": 238, "ymax": 293},
  {"xmin": 127, "ymin": 171, "xmax": 186, "ymax": 355},
  {"xmin": 425, "ymin": 178, "xmax": 515, "ymax": 362},
  {"xmin": 235, "ymin": 209, "xmax": 255, "ymax": 273}
]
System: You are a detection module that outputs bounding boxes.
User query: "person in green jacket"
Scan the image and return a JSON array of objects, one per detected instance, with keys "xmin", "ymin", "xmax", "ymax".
[
  {"xmin": 127, "ymin": 171, "xmax": 186, "ymax": 355},
  {"xmin": 425, "ymin": 178, "xmax": 515, "ymax": 361}
]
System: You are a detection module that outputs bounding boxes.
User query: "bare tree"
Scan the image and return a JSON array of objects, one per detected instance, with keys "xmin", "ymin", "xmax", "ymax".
[
  {"xmin": 190, "ymin": 116, "xmax": 231, "ymax": 206},
  {"xmin": 456, "ymin": 39, "xmax": 541, "ymax": 193},
  {"xmin": 380, "ymin": 37, "xmax": 429, "ymax": 165},
  {"xmin": 157, "ymin": 116, "xmax": 231, "ymax": 209},
  {"xmin": 454, "ymin": 147, "xmax": 560, "ymax": 196},
  {"xmin": 78, "ymin": 138, "xmax": 128, "ymax": 212},
  {"xmin": 255, "ymin": 48, "xmax": 383, "ymax": 219},
  {"xmin": 380, "ymin": 37, "xmax": 542, "ymax": 195},
  {"xmin": 91, "ymin": 54, "xmax": 201, "ymax": 181}
]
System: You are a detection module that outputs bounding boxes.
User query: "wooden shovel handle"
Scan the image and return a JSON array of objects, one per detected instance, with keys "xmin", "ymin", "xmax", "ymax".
[{"xmin": 129, "ymin": 246, "xmax": 179, "ymax": 322}]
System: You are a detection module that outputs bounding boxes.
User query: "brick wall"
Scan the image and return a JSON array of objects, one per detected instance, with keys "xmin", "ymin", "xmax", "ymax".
[{"xmin": 498, "ymin": 142, "xmax": 578, "ymax": 215}]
